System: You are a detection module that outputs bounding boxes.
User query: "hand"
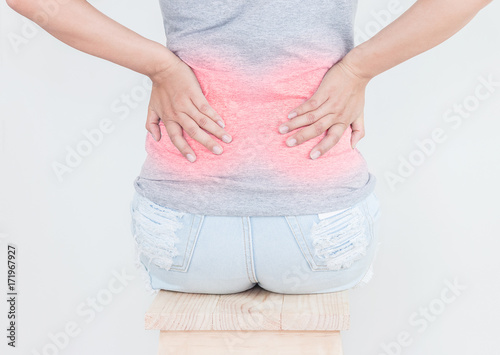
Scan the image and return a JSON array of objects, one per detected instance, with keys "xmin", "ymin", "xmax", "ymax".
[
  {"xmin": 278, "ymin": 59, "xmax": 371, "ymax": 159},
  {"xmin": 145, "ymin": 57, "xmax": 233, "ymax": 163}
]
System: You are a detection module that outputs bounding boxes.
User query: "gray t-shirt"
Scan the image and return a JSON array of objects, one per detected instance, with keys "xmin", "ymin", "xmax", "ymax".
[{"xmin": 133, "ymin": 0, "xmax": 377, "ymax": 216}]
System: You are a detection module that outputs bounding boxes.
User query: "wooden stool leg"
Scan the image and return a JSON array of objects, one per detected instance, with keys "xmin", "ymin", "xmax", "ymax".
[{"xmin": 158, "ymin": 330, "xmax": 343, "ymax": 355}]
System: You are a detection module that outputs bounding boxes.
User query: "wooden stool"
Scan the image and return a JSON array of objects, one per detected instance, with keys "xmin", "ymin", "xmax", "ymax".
[{"xmin": 145, "ymin": 284, "xmax": 350, "ymax": 354}]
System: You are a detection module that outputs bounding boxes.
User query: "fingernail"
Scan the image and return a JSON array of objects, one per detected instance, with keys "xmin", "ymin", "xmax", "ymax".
[
  {"xmin": 213, "ymin": 145, "xmax": 223, "ymax": 154},
  {"xmin": 310, "ymin": 150, "xmax": 321, "ymax": 160},
  {"xmin": 279, "ymin": 125, "xmax": 289, "ymax": 134},
  {"xmin": 286, "ymin": 138, "xmax": 297, "ymax": 147},
  {"xmin": 222, "ymin": 134, "xmax": 232, "ymax": 143},
  {"xmin": 217, "ymin": 120, "xmax": 225, "ymax": 128},
  {"xmin": 149, "ymin": 132, "xmax": 156, "ymax": 141},
  {"xmin": 186, "ymin": 153, "xmax": 196, "ymax": 162},
  {"xmin": 288, "ymin": 111, "xmax": 297, "ymax": 119}
]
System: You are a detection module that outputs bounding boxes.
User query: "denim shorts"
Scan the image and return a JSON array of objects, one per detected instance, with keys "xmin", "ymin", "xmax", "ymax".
[{"xmin": 128, "ymin": 190, "xmax": 382, "ymax": 295}]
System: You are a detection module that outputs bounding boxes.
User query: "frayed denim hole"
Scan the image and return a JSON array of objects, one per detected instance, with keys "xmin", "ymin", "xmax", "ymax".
[
  {"xmin": 131, "ymin": 198, "xmax": 186, "ymax": 271},
  {"xmin": 133, "ymin": 243, "xmax": 159, "ymax": 296},
  {"xmin": 310, "ymin": 206, "xmax": 369, "ymax": 271},
  {"xmin": 352, "ymin": 240, "xmax": 383, "ymax": 290}
]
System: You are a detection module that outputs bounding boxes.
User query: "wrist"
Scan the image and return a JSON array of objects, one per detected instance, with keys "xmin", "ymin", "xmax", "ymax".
[
  {"xmin": 340, "ymin": 45, "xmax": 377, "ymax": 82},
  {"xmin": 145, "ymin": 44, "xmax": 182, "ymax": 82}
]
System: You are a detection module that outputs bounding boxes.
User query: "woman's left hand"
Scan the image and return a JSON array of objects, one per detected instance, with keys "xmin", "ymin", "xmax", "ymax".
[{"xmin": 279, "ymin": 59, "xmax": 371, "ymax": 159}]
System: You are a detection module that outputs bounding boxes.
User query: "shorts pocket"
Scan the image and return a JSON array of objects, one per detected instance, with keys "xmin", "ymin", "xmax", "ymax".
[
  {"xmin": 285, "ymin": 197, "xmax": 375, "ymax": 272},
  {"xmin": 129, "ymin": 192, "xmax": 204, "ymax": 273}
]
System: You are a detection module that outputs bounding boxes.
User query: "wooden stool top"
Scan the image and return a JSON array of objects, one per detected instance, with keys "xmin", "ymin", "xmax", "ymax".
[{"xmin": 145, "ymin": 285, "xmax": 350, "ymax": 331}]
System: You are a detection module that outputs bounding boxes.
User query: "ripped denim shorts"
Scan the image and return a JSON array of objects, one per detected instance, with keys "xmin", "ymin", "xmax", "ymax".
[{"xmin": 129, "ymin": 190, "xmax": 382, "ymax": 295}]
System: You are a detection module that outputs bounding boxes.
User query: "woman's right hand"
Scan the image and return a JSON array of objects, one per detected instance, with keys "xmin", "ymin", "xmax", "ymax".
[{"xmin": 146, "ymin": 57, "xmax": 233, "ymax": 163}]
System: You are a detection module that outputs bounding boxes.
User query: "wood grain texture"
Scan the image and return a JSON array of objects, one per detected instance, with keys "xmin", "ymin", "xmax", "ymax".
[
  {"xmin": 157, "ymin": 330, "xmax": 344, "ymax": 355},
  {"xmin": 145, "ymin": 284, "xmax": 350, "ymax": 331}
]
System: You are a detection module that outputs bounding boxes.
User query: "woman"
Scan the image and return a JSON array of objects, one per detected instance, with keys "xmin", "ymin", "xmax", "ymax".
[{"xmin": 7, "ymin": 0, "xmax": 493, "ymax": 295}]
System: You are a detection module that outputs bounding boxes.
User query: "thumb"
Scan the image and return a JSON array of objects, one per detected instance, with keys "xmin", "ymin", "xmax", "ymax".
[
  {"xmin": 350, "ymin": 113, "xmax": 365, "ymax": 149},
  {"xmin": 146, "ymin": 107, "xmax": 162, "ymax": 142}
]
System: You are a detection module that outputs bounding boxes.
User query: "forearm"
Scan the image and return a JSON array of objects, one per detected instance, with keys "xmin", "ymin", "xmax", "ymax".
[
  {"xmin": 343, "ymin": 0, "xmax": 493, "ymax": 80},
  {"xmin": 6, "ymin": 0, "xmax": 180, "ymax": 77}
]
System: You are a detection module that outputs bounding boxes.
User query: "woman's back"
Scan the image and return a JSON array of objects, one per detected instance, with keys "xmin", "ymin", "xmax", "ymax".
[{"xmin": 134, "ymin": 0, "xmax": 376, "ymax": 216}]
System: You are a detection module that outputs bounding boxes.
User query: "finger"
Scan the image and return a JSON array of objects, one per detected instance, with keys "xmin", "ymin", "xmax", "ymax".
[
  {"xmin": 308, "ymin": 122, "xmax": 348, "ymax": 159},
  {"xmin": 286, "ymin": 93, "xmax": 329, "ymax": 120},
  {"xmin": 184, "ymin": 104, "xmax": 233, "ymax": 144},
  {"xmin": 279, "ymin": 98, "xmax": 333, "ymax": 134},
  {"xmin": 146, "ymin": 107, "xmax": 162, "ymax": 142},
  {"xmin": 176, "ymin": 111, "xmax": 225, "ymax": 155},
  {"xmin": 350, "ymin": 113, "xmax": 365, "ymax": 149},
  {"xmin": 285, "ymin": 113, "xmax": 340, "ymax": 147},
  {"xmin": 190, "ymin": 94, "xmax": 226, "ymax": 128},
  {"xmin": 163, "ymin": 120, "xmax": 197, "ymax": 163}
]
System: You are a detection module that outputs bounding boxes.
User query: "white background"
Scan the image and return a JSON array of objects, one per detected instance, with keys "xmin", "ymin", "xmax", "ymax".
[{"xmin": 1, "ymin": 0, "xmax": 499, "ymax": 354}]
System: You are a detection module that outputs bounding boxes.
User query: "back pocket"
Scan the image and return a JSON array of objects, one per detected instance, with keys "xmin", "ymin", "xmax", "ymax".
[
  {"xmin": 129, "ymin": 192, "xmax": 204, "ymax": 272},
  {"xmin": 285, "ymin": 198, "xmax": 373, "ymax": 272}
]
